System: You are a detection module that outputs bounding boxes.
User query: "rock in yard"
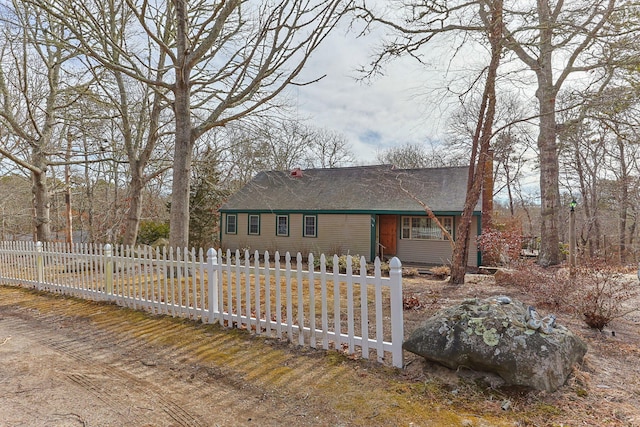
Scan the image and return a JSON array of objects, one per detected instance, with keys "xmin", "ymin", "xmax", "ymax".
[{"xmin": 403, "ymin": 296, "xmax": 587, "ymax": 392}]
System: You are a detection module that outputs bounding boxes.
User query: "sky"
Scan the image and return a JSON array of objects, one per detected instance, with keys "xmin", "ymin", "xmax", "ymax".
[
  {"xmin": 290, "ymin": 24, "xmax": 542, "ymax": 201},
  {"xmin": 292, "ymin": 25, "xmax": 454, "ymax": 165}
]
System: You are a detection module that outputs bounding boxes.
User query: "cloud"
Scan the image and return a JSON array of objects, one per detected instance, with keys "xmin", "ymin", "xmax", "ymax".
[{"xmin": 291, "ymin": 27, "xmax": 448, "ymax": 164}]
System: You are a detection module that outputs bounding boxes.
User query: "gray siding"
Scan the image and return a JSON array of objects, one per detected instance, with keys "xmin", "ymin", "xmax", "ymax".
[
  {"xmin": 222, "ymin": 213, "xmax": 372, "ymax": 260},
  {"xmin": 396, "ymin": 216, "xmax": 479, "ymax": 267}
]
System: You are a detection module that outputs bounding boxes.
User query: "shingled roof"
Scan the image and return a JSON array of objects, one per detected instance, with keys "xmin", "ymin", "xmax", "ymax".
[{"xmin": 220, "ymin": 165, "xmax": 480, "ymax": 214}]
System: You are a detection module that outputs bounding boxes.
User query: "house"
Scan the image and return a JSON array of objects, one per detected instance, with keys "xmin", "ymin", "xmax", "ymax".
[{"xmin": 218, "ymin": 165, "xmax": 482, "ymax": 266}]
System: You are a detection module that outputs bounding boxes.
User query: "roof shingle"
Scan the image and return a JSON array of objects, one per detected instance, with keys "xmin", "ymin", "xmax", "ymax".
[{"xmin": 220, "ymin": 165, "xmax": 480, "ymax": 213}]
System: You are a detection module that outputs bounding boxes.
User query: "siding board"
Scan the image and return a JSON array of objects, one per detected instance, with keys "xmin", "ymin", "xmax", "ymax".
[
  {"xmin": 222, "ymin": 213, "xmax": 372, "ymax": 260},
  {"xmin": 223, "ymin": 213, "xmax": 479, "ymax": 266},
  {"xmin": 396, "ymin": 216, "xmax": 479, "ymax": 266}
]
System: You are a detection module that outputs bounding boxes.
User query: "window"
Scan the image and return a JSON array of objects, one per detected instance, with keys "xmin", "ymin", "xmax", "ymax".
[
  {"xmin": 401, "ymin": 216, "xmax": 453, "ymax": 240},
  {"xmin": 226, "ymin": 214, "xmax": 237, "ymax": 234},
  {"xmin": 442, "ymin": 217, "xmax": 453, "ymax": 238},
  {"xmin": 248, "ymin": 214, "xmax": 260, "ymax": 235},
  {"xmin": 276, "ymin": 215, "xmax": 289, "ymax": 236},
  {"xmin": 303, "ymin": 215, "xmax": 317, "ymax": 237}
]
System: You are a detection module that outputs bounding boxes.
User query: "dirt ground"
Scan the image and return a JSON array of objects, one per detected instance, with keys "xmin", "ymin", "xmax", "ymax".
[
  {"xmin": 1, "ymin": 272, "xmax": 639, "ymax": 427},
  {"xmin": 401, "ymin": 272, "xmax": 640, "ymax": 426},
  {"xmin": 0, "ymin": 295, "xmax": 315, "ymax": 427}
]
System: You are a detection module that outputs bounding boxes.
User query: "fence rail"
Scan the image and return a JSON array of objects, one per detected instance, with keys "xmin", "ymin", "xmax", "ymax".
[{"xmin": 0, "ymin": 241, "xmax": 404, "ymax": 368}]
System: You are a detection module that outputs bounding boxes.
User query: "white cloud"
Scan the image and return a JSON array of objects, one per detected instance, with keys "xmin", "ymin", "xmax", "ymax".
[{"xmin": 291, "ymin": 27, "xmax": 451, "ymax": 164}]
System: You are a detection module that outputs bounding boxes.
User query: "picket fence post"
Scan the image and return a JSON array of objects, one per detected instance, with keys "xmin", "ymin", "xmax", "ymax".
[
  {"xmin": 207, "ymin": 248, "xmax": 218, "ymax": 324},
  {"xmin": 104, "ymin": 244, "xmax": 114, "ymax": 300},
  {"xmin": 35, "ymin": 241, "xmax": 44, "ymax": 290},
  {"xmin": 389, "ymin": 256, "xmax": 404, "ymax": 368}
]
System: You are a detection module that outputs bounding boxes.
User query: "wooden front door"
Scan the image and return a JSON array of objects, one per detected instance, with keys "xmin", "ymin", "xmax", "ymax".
[{"xmin": 379, "ymin": 215, "xmax": 397, "ymax": 257}]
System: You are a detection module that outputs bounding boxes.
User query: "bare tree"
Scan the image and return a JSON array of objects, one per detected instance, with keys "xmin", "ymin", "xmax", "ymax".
[
  {"xmin": 448, "ymin": 93, "xmax": 536, "ymax": 216},
  {"xmin": 502, "ymin": 0, "xmax": 622, "ymax": 265},
  {"xmin": 0, "ymin": 1, "xmax": 87, "ymax": 241},
  {"xmin": 375, "ymin": 141, "xmax": 462, "ymax": 169},
  {"xmin": 212, "ymin": 117, "xmax": 354, "ymax": 194},
  {"xmin": 447, "ymin": 0, "xmax": 503, "ymax": 284},
  {"xmin": 355, "ymin": 0, "xmax": 626, "ymax": 267},
  {"xmin": 355, "ymin": 0, "xmax": 503, "ymax": 283},
  {"xmin": 80, "ymin": 3, "xmax": 174, "ymax": 246},
  {"xmin": 256, "ymin": 119, "xmax": 355, "ymax": 170},
  {"xmin": 561, "ymin": 84, "xmax": 640, "ymax": 263},
  {"xmin": 30, "ymin": 0, "xmax": 350, "ymax": 249},
  {"xmin": 304, "ymin": 128, "xmax": 354, "ymax": 168}
]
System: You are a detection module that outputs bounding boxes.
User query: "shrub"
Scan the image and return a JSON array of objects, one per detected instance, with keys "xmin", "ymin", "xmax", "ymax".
[
  {"xmin": 495, "ymin": 259, "xmax": 640, "ymax": 330},
  {"xmin": 494, "ymin": 260, "xmax": 577, "ymax": 311},
  {"xmin": 476, "ymin": 229, "xmax": 523, "ymax": 266},
  {"xmin": 402, "ymin": 267, "xmax": 418, "ymax": 278},
  {"xmin": 403, "ymin": 293, "xmax": 422, "ymax": 310},
  {"xmin": 137, "ymin": 220, "xmax": 169, "ymax": 246},
  {"xmin": 572, "ymin": 262, "xmax": 640, "ymax": 331},
  {"xmin": 429, "ymin": 265, "xmax": 450, "ymax": 279}
]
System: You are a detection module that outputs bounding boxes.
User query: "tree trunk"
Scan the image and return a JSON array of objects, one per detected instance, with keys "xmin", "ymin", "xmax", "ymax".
[
  {"xmin": 617, "ymin": 136, "xmax": 628, "ymax": 264},
  {"xmin": 122, "ymin": 167, "xmax": 145, "ymax": 247},
  {"xmin": 64, "ymin": 135, "xmax": 73, "ymax": 244},
  {"xmin": 168, "ymin": 0, "xmax": 193, "ymax": 250},
  {"xmin": 31, "ymin": 167, "xmax": 51, "ymax": 242},
  {"xmin": 64, "ymin": 170, "xmax": 73, "ymax": 244},
  {"xmin": 449, "ymin": 0, "xmax": 502, "ymax": 285},
  {"xmin": 536, "ymin": 93, "xmax": 561, "ymax": 266},
  {"xmin": 534, "ymin": 2, "xmax": 561, "ymax": 267},
  {"xmin": 482, "ymin": 149, "xmax": 494, "ymax": 232}
]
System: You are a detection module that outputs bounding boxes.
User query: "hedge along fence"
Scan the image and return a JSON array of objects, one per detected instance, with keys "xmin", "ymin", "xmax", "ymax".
[{"xmin": 0, "ymin": 241, "xmax": 404, "ymax": 368}]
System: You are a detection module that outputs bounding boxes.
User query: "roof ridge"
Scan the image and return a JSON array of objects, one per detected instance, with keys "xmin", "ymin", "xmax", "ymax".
[{"xmin": 265, "ymin": 164, "xmax": 394, "ymax": 174}]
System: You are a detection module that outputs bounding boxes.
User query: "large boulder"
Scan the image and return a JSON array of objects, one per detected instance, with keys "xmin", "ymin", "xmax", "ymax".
[{"xmin": 403, "ymin": 296, "xmax": 587, "ymax": 392}]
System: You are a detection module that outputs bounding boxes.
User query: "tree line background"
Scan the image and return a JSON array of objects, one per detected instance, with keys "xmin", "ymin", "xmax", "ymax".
[{"xmin": 0, "ymin": 1, "xmax": 639, "ymax": 282}]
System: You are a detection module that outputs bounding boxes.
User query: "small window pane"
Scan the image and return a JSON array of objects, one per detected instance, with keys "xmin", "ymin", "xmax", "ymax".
[
  {"xmin": 248, "ymin": 215, "xmax": 260, "ymax": 235},
  {"xmin": 442, "ymin": 217, "xmax": 453, "ymax": 239},
  {"xmin": 401, "ymin": 217, "xmax": 410, "ymax": 239},
  {"xmin": 411, "ymin": 217, "xmax": 429, "ymax": 239},
  {"xmin": 304, "ymin": 216, "xmax": 316, "ymax": 237},
  {"xmin": 277, "ymin": 215, "xmax": 288, "ymax": 236},
  {"xmin": 226, "ymin": 215, "xmax": 237, "ymax": 234}
]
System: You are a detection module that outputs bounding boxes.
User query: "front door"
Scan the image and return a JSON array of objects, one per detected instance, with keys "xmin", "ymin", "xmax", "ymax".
[{"xmin": 378, "ymin": 215, "xmax": 397, "ymax": 258}]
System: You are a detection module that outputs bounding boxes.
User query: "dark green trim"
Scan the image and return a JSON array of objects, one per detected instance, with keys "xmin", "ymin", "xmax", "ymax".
[
  {"xmin": 477, "ymin": 214, "xmax": 483, "ymax": 266},
  {"xmin": 225, "ymin": 213, "xmax": 238, "ymax": 235},
  {"xmin": 220, "ymin": 208, "xmax": 481, "ymax": 216},
  {"xmin": 302, "ymin": 214, "xmax": 317, "ymax": 238},
  {"xmin": 370, "ymin": 215, "xmax": 376, "ymax": 261},
  {"xmin": 247, "ymin": 213, "xmax": 261, "ymax": 236},
  {"xmin": 219, "ymin": 211, "xmax": 223, "ymax": 245},
  {"xmin": 275, "ymin": 214, "xmax": 289, "ymax": 237}
]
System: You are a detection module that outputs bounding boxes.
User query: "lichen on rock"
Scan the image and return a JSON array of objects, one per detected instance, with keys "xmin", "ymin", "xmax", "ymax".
[
  {"xmin": 482, "ymin": 328, "xmax": 500, "ymax": 346},
  {"xmin": 402, "ymin": 295, "xmax": 587, "ymax": 391}
]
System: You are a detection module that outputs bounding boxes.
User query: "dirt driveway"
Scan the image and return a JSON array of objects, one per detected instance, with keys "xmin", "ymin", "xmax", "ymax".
[{"xmin": 0, "ymin": 290, "xmax": 337, "ymax": 427}]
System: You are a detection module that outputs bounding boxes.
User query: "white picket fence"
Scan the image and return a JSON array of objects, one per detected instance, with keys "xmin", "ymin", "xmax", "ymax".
[{"xmin": 0, "ymin": 241, "xmax": 404, "ymax": 368}]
